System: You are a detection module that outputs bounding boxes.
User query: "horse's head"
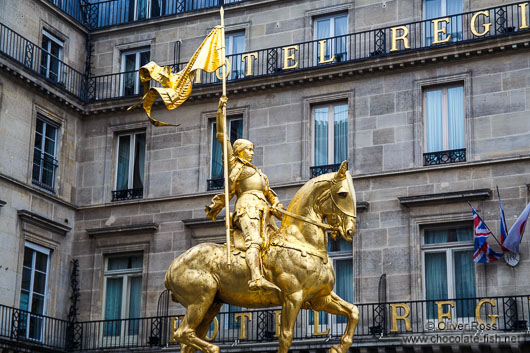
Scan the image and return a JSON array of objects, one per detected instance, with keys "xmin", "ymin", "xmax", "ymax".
[{"xmin": 320, "ymin": 161, "xmax": 356, "ymax": 242}]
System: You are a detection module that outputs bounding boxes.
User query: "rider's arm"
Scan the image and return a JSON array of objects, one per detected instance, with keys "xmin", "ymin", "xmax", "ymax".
[{"xmin": 215, "ymin": 96, "xmax": 234, "ymax": 160}]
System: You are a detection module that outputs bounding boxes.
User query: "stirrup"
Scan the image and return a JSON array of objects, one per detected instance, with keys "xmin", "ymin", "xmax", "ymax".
[{"xmin": 248, "ymin": 277, "xmax": 281, "ymax": 292}]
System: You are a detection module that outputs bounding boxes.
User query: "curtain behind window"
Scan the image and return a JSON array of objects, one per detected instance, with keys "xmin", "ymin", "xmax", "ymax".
[
  {"xmin": 447, "ymin": 86, "xmax": 464, "ymax": 149},
  {"xmin": 133, "ymin": 133, "xmax": 146, "ymax": 189},
  {"xmin": 211, "ymin": 123, "xmax": 223, "ymax": 179},
  {"xmin": 425, "ymin": 252, "xmax": 447, "ymax": 319},
  {"xmin": 334, "ymin": 15, "xmax": 348, "ymax": 60},
  {"xmin": 117, "ymin": 135, "xmax": 131, "ymax": 190},
  {"xmin": 128, "ymin": 277, "xmax": 142, "ymax": 335},
  {"xmin": 104, "ymin": 278, "xmax": 123, "ymax": 336},
  {"xmin": 425, "ymin": 90, "xmax": 443, "ymax": 152},
  {"xmin": 334, "ymin": 104, "xmax": 348, "ymax": 164},
  {"xmin": 314, "ymin": 107, "xmax": 329, "ymax": 166},
  {"xmin": 454, "ymin": 250, "xmax": 475, "ymax": 317},
  {"xmin": 335, "ymin": 259, "xmax": 353, "ymax": 323}
]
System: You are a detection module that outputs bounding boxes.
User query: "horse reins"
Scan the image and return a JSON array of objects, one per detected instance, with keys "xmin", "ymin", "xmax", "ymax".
[{"xmin": 270, "ymin": 206, "xmax": 336, "ymax": 231}]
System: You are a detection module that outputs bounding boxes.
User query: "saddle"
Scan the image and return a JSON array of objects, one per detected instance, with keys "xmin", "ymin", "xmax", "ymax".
[{"xmin": 229, "ymin": 207, "xmax": 279, "ymax": 257}]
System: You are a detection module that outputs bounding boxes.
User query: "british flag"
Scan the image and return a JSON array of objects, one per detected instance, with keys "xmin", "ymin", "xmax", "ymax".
[{"xmin": 470, "ymin": 204, "xmax": 503, "ymax": 263}]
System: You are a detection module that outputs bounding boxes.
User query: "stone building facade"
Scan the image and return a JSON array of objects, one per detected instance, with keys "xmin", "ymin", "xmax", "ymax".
[{"xmin": 1, "ymin": 0, "xmax": 530, "ymax": 352}]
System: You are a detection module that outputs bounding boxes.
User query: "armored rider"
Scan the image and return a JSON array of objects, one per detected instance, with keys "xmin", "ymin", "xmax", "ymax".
[{"xmin": 205, "ymin": 96, "xmax": 283, "ymax": 292}]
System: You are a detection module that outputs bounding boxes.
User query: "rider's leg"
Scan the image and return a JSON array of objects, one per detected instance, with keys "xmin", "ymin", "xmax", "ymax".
[{"xmin": 239, "ymin": 216, "xmax": 279, "ymax": 291}]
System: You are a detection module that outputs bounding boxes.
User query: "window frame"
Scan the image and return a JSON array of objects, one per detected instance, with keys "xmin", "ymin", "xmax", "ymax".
[
  {"xmin": 32, "ymin": 115, "xmax": 59, "ymax": 192},
  {"xmin": 113, "ymin": 131, "xmax": 146, "ymax": 199},
  {"xmin": 101, "ymin": 254, "xmax": 143, "ymax": 339},
  {"xmin": 120, "ymin": 48, "xmax": 151, "ymax": 96},
  {"xmin": 41, "ymin": 30, "xmax": 64, "ymax": 82},
  {"xmin": 313, "ymin": 13, "xmax": 348, "ymax": 64},
  {"xmin": 422, "ymin": 83, "xmax": 465, "ymax": 153},
  {"xmin": 420, "ymin": 223, "xmax": 476, "ymax": 320},
  {"xmin": 19, "ymin": 242, "xmax": 51, "ymax": 342},
  {"xmin": 311, "ymin": 101, "xmax": 349, "ymax": 167}
]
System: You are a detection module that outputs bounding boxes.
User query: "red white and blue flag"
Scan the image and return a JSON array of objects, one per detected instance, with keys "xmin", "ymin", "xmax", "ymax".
[{"xmin": 470, "ymin": 204, "xmax": 503, "ymax": 263}]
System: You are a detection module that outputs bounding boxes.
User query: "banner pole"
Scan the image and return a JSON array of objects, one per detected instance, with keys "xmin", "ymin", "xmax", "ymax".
[{"xmin": 220, "ymin": 6, "xmax": 231, "ymax": 269}]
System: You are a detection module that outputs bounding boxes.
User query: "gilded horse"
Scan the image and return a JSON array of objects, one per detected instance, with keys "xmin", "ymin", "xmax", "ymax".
[{"xmin": 164, "ymin": 161, "xmax": 358, "ymax": 353}]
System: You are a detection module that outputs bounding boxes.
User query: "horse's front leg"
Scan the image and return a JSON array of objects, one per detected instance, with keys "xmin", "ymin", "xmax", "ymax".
[
  {"xmin": 311, "ymin": 291, "xmax": 359, "ymax": 353},
  {"xmin": 278, "ymin": 290, "xmax": 304, "ymax": 353}
]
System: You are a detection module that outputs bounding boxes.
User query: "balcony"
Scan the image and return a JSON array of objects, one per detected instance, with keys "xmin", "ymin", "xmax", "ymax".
[
  {"xmin": 424, "ymin": 148, "xmax": 466, "ymax": 166},
  {"xmin": 111, "ymin": 188, "xmax": 144, "ymax": 201},
  {"xmin": 310, "ymin": 164, "xmax": 341, "ymax": 179},
  {"xmin": 1, "ymin": 295, "xmax": 529, "ymax": 352},
  {"xmin": 3, "ymin": 2, "xmax": 530, "ymax": 104}
]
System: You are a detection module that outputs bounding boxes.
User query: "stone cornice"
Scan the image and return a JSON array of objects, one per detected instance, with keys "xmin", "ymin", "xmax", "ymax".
[
  {"xmin": 398, "ymin": 189, "xmax": 492, "ymax": 207},
  {"xmin": 18, "ymin": 210, "xmax": 72, "ymax": 235},
  {"xmin": 86, "ymin": 223, "xmax": 159, "ymax": 237}
]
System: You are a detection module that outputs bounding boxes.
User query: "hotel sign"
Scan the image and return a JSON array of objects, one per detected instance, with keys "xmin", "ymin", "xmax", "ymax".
[{"xmin": 197, "ymin": 3, "xmax": 530, "ymax": 81}]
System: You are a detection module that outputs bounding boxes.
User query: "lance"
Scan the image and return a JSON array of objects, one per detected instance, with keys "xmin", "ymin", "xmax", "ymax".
[{"xmin": 220, "ymin": 7, "xmax": 231, "ymax": 269}]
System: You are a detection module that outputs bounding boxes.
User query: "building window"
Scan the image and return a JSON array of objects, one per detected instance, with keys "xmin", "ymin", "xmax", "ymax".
[
  {"xmin": 314, "ymin": 13, "xmax": 348, "ymax": 63},
  {"xmin": 40, "ymin": 30, "xmax": 63, "ymax": 82},
  {"xmin": 226, "ymin": 31, "xmax": 245, "ymax": 80},
  {"xmin": 423, "ymin": 0, "xmax": 463, "ymax": 44},
  {"xmin": 113, "ymin": 131, "xmax": 146, "ymax": 201},
  {"xmin": 208, "ymin": 118, "xmax": 243, "ymax": 190},
  {"xmin": 311, "ymin": 103, "xmax": 348, "ymax": 177},
  {"xmin": 423, "ymin": 85, "xmax": 465, "ymax": 165},
  {"xmin": 32, "ymin": 116, "xmax": 59, "ymax": 191},
  {"xmin": 19, "ymin": 242, "xmax": 50, "ymax": 341},
  {"xmin": 121, "ymin": 48, "xmax": 150, "ymax": 96},
  {"xmin": 422, "ymin": 225, "xmax": 475, "ymax": 319},
  {"xmin": 103, "ymin": 254, "xmax": 143, "ymax": 337}
]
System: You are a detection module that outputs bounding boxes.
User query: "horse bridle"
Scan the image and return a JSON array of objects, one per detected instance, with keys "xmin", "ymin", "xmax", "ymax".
[{"xmin": 270, "ymin": 178, "xmax": 355, "ymax": 234}]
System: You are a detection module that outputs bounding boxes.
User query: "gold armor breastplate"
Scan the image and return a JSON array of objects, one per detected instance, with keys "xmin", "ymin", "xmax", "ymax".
[{"xmin": 236, "ymin": 166, "xmax": 265, "ymax": 194}]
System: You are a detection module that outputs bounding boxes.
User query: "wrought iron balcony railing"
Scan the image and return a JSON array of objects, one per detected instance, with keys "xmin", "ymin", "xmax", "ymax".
[
  {"xmin": 424, "ymin": 148, "xmax": 466, "ymax": 166},
  {"xmin": 310, "ymin": 164, "xmax": 341, "ymax": 178},
  {"xmin": 2, "ymin": 295, "xmax": 529, "ymax": 351},
  {"xmin": 111, "ymin": 188, "xmax": 144, "ymax": 201},
  {"xmin": 0, "ymin": 23, "xmax": 87, "ymax": 101},
  {"xmin": 207, "ymin": 178, "xmax": 224, "ymax": 191},
  {"xmin": 45, "ymin": 0, "xmax": 85, "ymax": 24},
  {"xmin": 32, "ymin": 155, "xmax": 59, "ymax": 192},
  {"xmin": 83, "ymin": 0, "xmax": 251, "ymax": 30}
]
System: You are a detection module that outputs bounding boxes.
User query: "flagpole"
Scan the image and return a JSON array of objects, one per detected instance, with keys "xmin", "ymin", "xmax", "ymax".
[{"xmin": 220, "ymin": 6, "xmax": 231, "ymax": 269}]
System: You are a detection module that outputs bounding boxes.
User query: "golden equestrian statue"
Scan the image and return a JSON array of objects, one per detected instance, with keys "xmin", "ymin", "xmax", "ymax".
[{"xmin": 164, "ymin": 99, "xmax": 359, "ymax": 353}]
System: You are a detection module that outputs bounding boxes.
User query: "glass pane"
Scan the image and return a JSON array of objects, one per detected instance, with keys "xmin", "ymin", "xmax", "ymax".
[
  {"xmin": 34, "ymin": 132, "xmax": 43, "ymax": 152},
  {"xmin": 33, "ymin": 272, "xmax": 46, "ymax": 295},
  {"xmin": 124, "ymin": 54, "xmax": 136, "ymax": 96},
  {"xmin": 35, "ymin": 252, "xmax": 48, "ymax": 272},
  {"xmin": 116, "ymin": 135, "xmax": 131, "ymax": 190},
  {"xmin": 29, "ymin": 315, "xmax": 43, "ymax": 341},
  {"xmin": 315, "ymin": 18, "xmax": 331, "ymax": 39},
  {"xmin": 108, "ymin": 257, "xmax": 129, "ymax": 271},
  {"xmin": 327, "ymin": 237, "xmax": 353, "ymax": 252},
  {"xmin": 133, "ymin": 133, "xmax": 146, "ymax": 189},
  {"xmin": 333, "ymin": 104, "xmax": 348, "ymax": 164},
  {"xmin": 130, "ymin": 255, "xmax": 143, "ymax": 269},
  {"xmin": 425, "ymin": 89, "xmax": 443, "ymax": 152},
  {"xmin": 45, "ymin": 124, "xmax": 57, "ymax": 140},
  {"xmin": 104, "ymin": 278, "xmax": 123, "ymax": 336},
  {"xmin": 425, "ymin": 252, "xmax": 448, "ymax": 319},
  {"xmin": 19, "ymin": 290, "xmax": 30, "ymax": 311},
  {"xmin": 229, "ymin": 119, "xmax": 243, "ymax": 143},
  {"xmin": 21, "ymin": 267, "xmax": 32, "ymax": 291},
  {"xmin": 44, "ymin": 137, "xmax": 55, "ymax": 157},
  {"xmin": 335, "ymin": 259, "xmax": 353, "ymax": 323},
  {"xmin": 211, "ymin": 122, "xmax": 222, "ymax": 179},
  {"xmin": 425, "ymin": 226, "xmax": 472, "ymax": 244},
  {"xmin": 31, "ymin": 293, "xmax": 45, "ymax": 315},
  {"xmin": 139, "ymin": 51, "xmax": 150, "ymax": 66},
  {"xmin": 454, "ymin": 250, "xmax": 476, "ymax": 317},
  {"xmin": 447, "ymin": 86, "xmax": 465, "ymax": 149},
  {"xmin": 23, "ymin": 248, "xmax": 33, "ymax": 267},
  {"xmin": 424, "ymin": 0, "xmax": 442, "ymax": 19},
  {"xmin": 36, "ymin": 119, "xmax": 44, "ymax": 135},
  {"xmin": 128, "ymin": 276, "xmax": 142, "ymax": 335},
  {"xmin": 314, "ymin": 107, "xmax": 329, "ymax": 166}
]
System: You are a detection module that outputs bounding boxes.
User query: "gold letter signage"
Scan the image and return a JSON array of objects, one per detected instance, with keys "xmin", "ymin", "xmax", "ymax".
[
  {"xmin": 390, "ymin": 303, "xmax": 412, "ymax": 332},
  {"xmin": 282, "ymin": 45, "xmax": 299, "ymax": 70},
  {"xmin": 241, "ymin": 52, "xmax": 258, "ymax": 77},
  {"xmin": 471, "ymin": 11, "xmax": 492, "ymax": 37},
  {"xmin": 432, "ymin": 18, "xmax": 451, "ymax": 44},
  {"xmin": 234, "ymin": 313, "xmax": 252, "ymax": 340},
  {"xmin": 475, "ymin": 298, "xmax": 499, "ymax": 326},
  {"xmin": 318, "ymin": 40, "xmax": 335, "ymax": 64},
  {"xmin": 390, "ymin": 26, "xmax": 411, "ymax": 52}
]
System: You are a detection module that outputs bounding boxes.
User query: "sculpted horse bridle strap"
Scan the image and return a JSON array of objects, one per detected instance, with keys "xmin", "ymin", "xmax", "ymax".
[{"xmin": 271, "ymin": 206, "xmax": 336, "ymax": 231}]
